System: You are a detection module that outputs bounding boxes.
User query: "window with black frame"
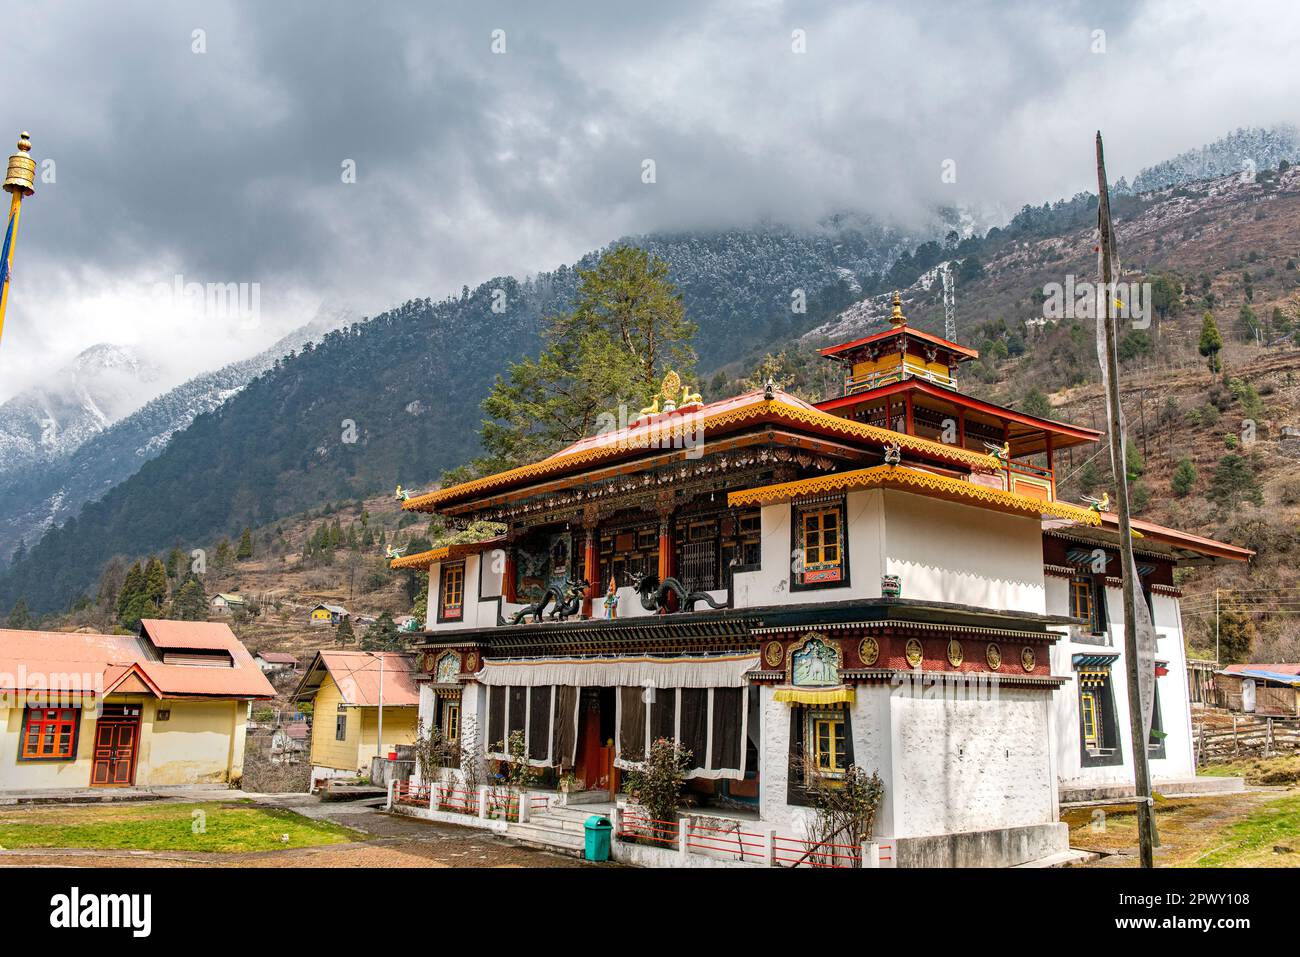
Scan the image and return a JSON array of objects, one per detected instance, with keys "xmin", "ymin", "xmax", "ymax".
[
  {"xmin": 792, "ymin": 498, "xmax": 848, "ymax": 590},
  {"xmin": 1076, "ymin": 658, "xmax": 1123, "ymax": 767}
]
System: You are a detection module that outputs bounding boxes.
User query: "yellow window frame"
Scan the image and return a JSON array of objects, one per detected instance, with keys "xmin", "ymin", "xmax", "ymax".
[
  {"xmin": 440, "ymin": 562, "xmax": 465, "ymax": 617},
  {"xmin": 444, "ymin": 702, "xmax": 460, "ymax": 743},
  {"xmin": 1081, "ymin": 691, "xmax": 1099, "ymax": 749},
  {"xmin": 802, "ymin": 507, "xmax": 841, "ymax": 567}
]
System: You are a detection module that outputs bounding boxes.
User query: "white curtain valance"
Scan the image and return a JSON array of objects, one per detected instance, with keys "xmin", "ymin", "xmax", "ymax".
[{"xmin": 475, "ymin": 653, "xmax": 759, "ymax": 689}]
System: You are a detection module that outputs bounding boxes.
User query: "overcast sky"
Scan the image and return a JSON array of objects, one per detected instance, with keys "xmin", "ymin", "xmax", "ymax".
[{"xmin": 0, "ymin": 0, "xmax": 1298, "ymax": 402}]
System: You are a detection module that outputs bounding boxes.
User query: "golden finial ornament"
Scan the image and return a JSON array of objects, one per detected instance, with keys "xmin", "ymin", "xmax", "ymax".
[
  {"xmin": 3, "ymin": 132, "xmax": 36, "ymax": 197},
  {"xmin": 889, "ymin": 290, "xmax": 906, "ymax": 329}
]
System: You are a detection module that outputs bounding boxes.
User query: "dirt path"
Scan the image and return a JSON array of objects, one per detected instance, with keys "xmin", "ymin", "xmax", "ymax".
[{"xmin": 1067, "ymin": 786, "xmax": 1300, "ymax": 867}]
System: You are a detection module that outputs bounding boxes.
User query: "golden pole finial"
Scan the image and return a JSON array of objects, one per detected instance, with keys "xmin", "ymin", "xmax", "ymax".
[
  {"xmin": 889, "ymin": 290, "xmax": 906, "ymax": 329},
  {"xmin": 0, "ymin": 131, "xmax": 36, "ymax": 348},
  {"xmin": 3, "ymin": 132, "xmax": 36, "ymax": 197}
]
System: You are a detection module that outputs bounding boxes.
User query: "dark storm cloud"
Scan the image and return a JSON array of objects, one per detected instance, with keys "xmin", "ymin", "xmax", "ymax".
[{"xmin": 0, "ymin": 0, "xmax": 1296, "ymax": 397}]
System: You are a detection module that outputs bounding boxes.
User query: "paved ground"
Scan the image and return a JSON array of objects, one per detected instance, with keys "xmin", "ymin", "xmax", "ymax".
[{"xmin": 0, "ymin": 795, "xmax": 595, "ymax": 869}]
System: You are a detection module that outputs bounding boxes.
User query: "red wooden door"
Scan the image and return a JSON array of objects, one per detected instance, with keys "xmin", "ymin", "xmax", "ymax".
[{"xmin": 91, "ymin": 719, "xmax": 138, "ymax": 786}]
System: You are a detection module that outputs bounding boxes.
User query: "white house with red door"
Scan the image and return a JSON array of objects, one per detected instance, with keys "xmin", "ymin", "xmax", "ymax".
[{"xmin": 0, "ymin": 619, "xmax": 274, "ymax": 790}]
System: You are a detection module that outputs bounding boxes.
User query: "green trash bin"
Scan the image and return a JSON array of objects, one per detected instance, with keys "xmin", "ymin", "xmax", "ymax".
[{"xmin": 584, "ymin": 814, "xmax": 612, "ymax": 862}]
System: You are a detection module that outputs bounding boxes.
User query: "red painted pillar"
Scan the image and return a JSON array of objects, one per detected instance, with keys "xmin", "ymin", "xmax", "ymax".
[
  {"xmin": 581, "ymin": 528, "xmax": 598, "ymax": 619},
  {"xmin": 904, "ymin": 394, "xmax": 914, "ymax": 435},
  {"xmin": 658, "ymin": 513, "xmax": 676, "ymax": 612}
]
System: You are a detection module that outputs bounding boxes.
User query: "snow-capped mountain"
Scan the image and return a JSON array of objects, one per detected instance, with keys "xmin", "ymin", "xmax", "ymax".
[
  {"xmin": 0, "ymin": 307, "xmax": 351, "ymax": 564},
  {"xmin": 0, "ymin": 344, "xmax": 161, "ymax": 475},
  {"xmin": 1123, "ymin": 126, "xmax": 1300, "ymax": 195}
]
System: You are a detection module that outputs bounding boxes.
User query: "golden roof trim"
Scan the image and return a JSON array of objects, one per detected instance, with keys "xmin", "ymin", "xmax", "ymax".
[
  {"xmin": 403, "ymin": 399, "xmax": 998, "ymax": 512},
  {"xmin": 389, "ymin": 546, "xmax": 449, "ymax": 570},
  {"xmin": 726, "ymin": 464, "xmax": 1102, "ymax": 525}
]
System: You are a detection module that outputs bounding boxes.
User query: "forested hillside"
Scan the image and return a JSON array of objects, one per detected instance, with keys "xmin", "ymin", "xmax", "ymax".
[{"xmin": 0, "ymin": 224, "xmax": 910, "ymax": 614}]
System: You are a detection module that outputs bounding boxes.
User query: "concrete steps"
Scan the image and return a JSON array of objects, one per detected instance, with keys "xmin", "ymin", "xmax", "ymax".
[{"xmin": 502, "ymin": 804, "xmax": 613, "ymax": 857}]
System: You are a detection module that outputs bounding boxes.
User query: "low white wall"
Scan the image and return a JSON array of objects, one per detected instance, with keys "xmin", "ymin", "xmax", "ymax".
[{"xmin": 889, "ymin": 682, "xmax": 1057, "ymax": 838}]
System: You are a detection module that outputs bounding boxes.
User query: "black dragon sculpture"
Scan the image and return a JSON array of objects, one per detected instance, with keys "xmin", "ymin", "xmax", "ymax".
[
  {"xmin": 634, "ymin": 573, "xmax": 727, "ymax": 614},
  {"xmin": 507, "ymin": 577, "xmax": 591, "ymax": 624}
]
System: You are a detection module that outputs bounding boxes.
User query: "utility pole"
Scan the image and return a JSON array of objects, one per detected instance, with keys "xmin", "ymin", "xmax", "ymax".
[
  {"xmin": 1096, "ymin": 131, "xmax": 1157, "ymax": 869},
  {"xmin": 1215, "ymin": 589, "xmax": 1220, "ymax": 665},
  {"xmin": 0, "ymin": 133, "xmax": 37, "ymax": 347},
  {"xmin": 372, "ymin": 652, "xmax": 386, "ymax": 767}
]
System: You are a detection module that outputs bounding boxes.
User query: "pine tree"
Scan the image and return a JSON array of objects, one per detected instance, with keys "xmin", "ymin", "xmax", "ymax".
[
  {"xmin": 172, "ymin": 576, "xmax": 208, "ymax": 620},
  {"xmin": 472, "ymin": 245, "xmax": 697, "ymax": 473},
  {"xmin": 1216, "ymin": 598, "xmax": 1257, "ymax": 664},
  {"xmin": 165, "ymin": 547, "xmax": 184, "ymax": 581},
  {"xmin": 1171, "ymin": 458, "xmax": 1197, "ymax": 497},
  {"xmin": 336, "ymin": 616, "xmax": 355, "ymax": 644},
  {"xmin": 361, "ymin": 611, "xmax": 400, "ymax": 651},
  {"xmin": 6, "ymin": 597, "xmax": 33, "ymax": 629},
  {"xmin": 1209, "ymin": 454, "xmax": 1263, "ymax": 511},
  {"xmin": 143, "ymin": 557, "xmax": 169, "ymax": 614},
  {"xmin": 236, "ymin": 528, "xmax": 253, "ymax": 561},
  {"xmin": 214, "ymin": 539, "xmax": 233, "ymax": 573},
  {"xmin": 1199, "ymin": 311, "xmax": 1224, "ymax": 373},
  {"xmin": 9, "ymin": 538, "xmax": 26, "ymax": 566},
  {"xmin": 116, "ymin": 562, "xmax": 145, "ymax": 623}
]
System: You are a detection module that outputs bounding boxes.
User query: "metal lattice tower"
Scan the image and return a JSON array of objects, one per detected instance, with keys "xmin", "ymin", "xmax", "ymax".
[{"xmin": 941, "ymin": 261, "xmax": 956, "ymax": 342}]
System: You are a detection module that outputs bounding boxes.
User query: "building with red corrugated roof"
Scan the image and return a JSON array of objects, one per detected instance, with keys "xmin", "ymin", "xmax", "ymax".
[{"xmin": 0, "ymin": 619, "xmax": 273, "ymax": 790}]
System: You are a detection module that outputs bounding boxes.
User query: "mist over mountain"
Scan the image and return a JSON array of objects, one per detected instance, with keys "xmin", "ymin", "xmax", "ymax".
[
  {"xmin": 0, "ymin": 344, "xmax": 160, "ymax": 476},
  {"xmin": 3, "ymin": 126, "xmax": 1298, "ymax": 616},
  {"xmin": 0, "ymin": 308, "xmax": 351, "ymax": 565}
]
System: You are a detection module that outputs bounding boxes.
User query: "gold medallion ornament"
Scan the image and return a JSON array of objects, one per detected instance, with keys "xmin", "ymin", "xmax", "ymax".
[
  {"xmin": 905, "ymin": 638, "xmax": 924, "ymax": 668},
  {"xmin": 464, "ymin": 651, "xmax": 479, "ymax": 673},
  {"xmin": 1020, "ymin": 646, "xmax": 1036, "ymax": 672},
  {"xmin": 764, "ymin": 640, "xmax": 784, "ymax": 668},
  {"xmin": 946, "ymin": 639, "xmax": 964, "ymax": 668},
  {"xmin": 858, "ymin": 636, "xmax": 879, "ymax": 667},
  {"xmin": 986, "ymin": 643, "xmax": 1002, "ymax": 671}
]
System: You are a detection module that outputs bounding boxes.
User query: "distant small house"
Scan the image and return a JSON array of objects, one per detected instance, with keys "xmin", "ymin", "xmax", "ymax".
[
  {"xmin": 211, "ymin": 593, "xmax": 247, "ymax": 614},
  {"xmin": 310, "ymin": 603, "xmax": 350, "ymax": 626},
  {"xmin": 270, "ymin": 721, "xmax": 310, "ymax": 764},
  {"xmin": 255, "ymin": 652, "xmax": 299, "ymax": 674},
  {"xmin": 1217, "ymin": 664, "xmax": 1300, "ymax": 717},
  {"xmin": 291, "ymin": 651, "xmax": 419, "ymax": 781}
]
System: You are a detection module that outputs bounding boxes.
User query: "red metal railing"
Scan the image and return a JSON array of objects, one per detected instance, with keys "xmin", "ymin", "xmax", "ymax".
[
  {"xmin": 392, "ymin": 780, "xmax": 431, "ymax": 806},
  {"xmin": 772, "ymin": 834, "xmax": 862, "ymax": 868},
  {"xmin": 617, "ymin": 813, "xmax": 679, "ymax": 848},
  {"xmin": 529, "ymin": 794, "xmax": 552, "ymax": 811},
  {"xmin": 684, "ymin": 820, "xmax": 766, "ymax": 862},
  {"xmin": 436, "ymin": 785, "xmax": 477, "ymax": 815},
  {"xmin": 487, "ymin": 790, "xmax": 521, "ymax": 821}
]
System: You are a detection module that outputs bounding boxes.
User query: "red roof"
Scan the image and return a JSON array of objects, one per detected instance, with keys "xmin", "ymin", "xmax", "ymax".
[
  {"xmin": 816, "ymin": 378, "xmax": 1104, "ymax": 454},
  {"xmin": 257, "ymin": 652, "xmax": 299, "ymax": 664},
  {"xmin": 141, "ymin": 618, "xmax": 250, "ymax": 651},
  {"xmin": 1224, "ymin": 663, "xmax": 1300, "ymax": 675},
  {"xmin": 1098, "ymin": 513, "xmax": 1255, "ymax": 563},
  {"xmin": 0, "ymin": 623, "xmax": 275, "ymax": 699},
  {"xmin": 302, "ymin": 651, "xmax": 420, "ymax": 707},
  {"xmin": 819, "ymin": 326, "xmax": 980, "ymax": 362}
]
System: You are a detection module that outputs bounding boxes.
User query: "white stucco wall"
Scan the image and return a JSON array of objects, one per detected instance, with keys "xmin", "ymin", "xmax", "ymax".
[
  {"xmin": 889, "ymin": 682, "xmax": 1057, "ymax": 837},
  {"xmin": 1048, "ymin": 580, "xmax": 1196, "ymax": 791},
  {"xmin": 879, "ymin": 491, "xmax": 1046, "ymax": 613},
  {"xmin": 732, "ymin": 490, "xmax": 885, "ymax": 608}
]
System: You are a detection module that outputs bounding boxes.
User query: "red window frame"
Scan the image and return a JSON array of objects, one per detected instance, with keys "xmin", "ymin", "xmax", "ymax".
[{"xmin": 20, "ymin": 706, "xmax": 81, "ymax": 760}]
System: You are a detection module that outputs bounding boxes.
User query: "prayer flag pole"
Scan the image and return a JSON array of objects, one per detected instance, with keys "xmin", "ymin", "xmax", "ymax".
[
  {"xmin": 1095, "ymin": 131, "xmax": 1158, "ymax": 868},
  {"xmin": 0, "ymin": 132, "xmax": 37, "ymax": 348}
]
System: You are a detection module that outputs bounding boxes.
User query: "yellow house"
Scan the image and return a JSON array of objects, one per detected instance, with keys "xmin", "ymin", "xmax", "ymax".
[
  {"xmin": 309, "ymin": 603, "xmax": 349, "ymax": 626},
  {"xmin": 0, "ymin": 619, "xmax": 275, "ymax": 790},
  {"xmin": 292, "ymin": 651, "xmax": 419, "ymax": 782}
]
